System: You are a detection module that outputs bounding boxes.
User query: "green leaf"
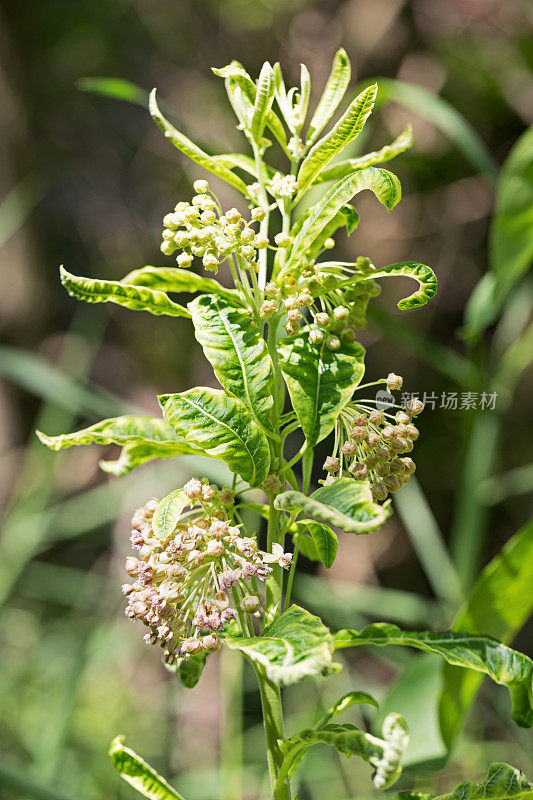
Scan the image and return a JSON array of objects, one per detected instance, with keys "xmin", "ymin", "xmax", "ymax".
[
  {"xmin": 251, "ymin": 62, "xmax": 275, "ymax": 143},
  {"xmin": 334, "ymin": 623, "xmax": 533, "ymax": 728},
  {"xmin": 286, "ymin": 167, "xmax": 401, "ymax": 270},
  {"xmin": 297, "ymin": 83, "xmax": 377, "ymax": 196},
  {"xmin": 122, "ymin": 266, "xmax": 238, "ymax": 302},
  {"xmin": 307, "ymin": 204, "xmax": 359, "ymax": 261},
  {"xmin": 149, "ymin": 89, "xmax": 249, "ymax": 196},
  {"xmin": 152, "ymin": 489, "xmax": 189, "ymax": 540},
  {"xmin": 109, "ymin": 736, "xmax": 186, "ymax": 800},
  {"xmin": 77, "ymin": 76, "xmax": 147, "ymax": 106},
  {"xmin": 294, "ymin": 63, "xmax": 311, "ymax": 132},
  {"xmin": 279, "ymin": 713, "xmax": 408, "ymax": 790},
  {"xmin": 189, "ymin": 294, "xmax": 274, "ymax": 432},
  {"xmin": 292, "ymin": 520, "xmax": 339, "ymax": 569},
  {"xmin": 59, "ymin": 266, "xmax": 191, "ymax": 318},
  {"xmin": 159, "ymin": 387, "xmax": 270, "ymax": 487},
  {"xmin": 396, "ymin": 762, "xmax": 533, "ymax": 800},
  {"xmin": 439, "ymin": 517, "xmax": 533, "ymax": 750},
  {"xmin": 359, "ymin": 261, "xmax": 438, "ymax": 310},
  {"xmin": 315, "ymin": 124, "xmax": 414, "ymax": 183},
  {"xmin": 99, "ymin": 439, "xmax": 204, "ymax": 476},
  {"xmin": 278, "ymin": 329, "xmax": 365, "ymax": 447},
  {"xmin": 164, "ymin": 651, "xmax": 208, "ymax": 689},
  {"xmin": 275, "ymin": 477, "xmax": 392, "ymax": 534},
  {"xmin": 306, "ymin": 48, "xmax": 351, "ymax": 145},
  {"xmin": 224, "ymin": 604, "xmax": 339, "ymax": 686},
  {"xmin": 464, "ymin": 125, "xmax": 533, "ymax": 338}
]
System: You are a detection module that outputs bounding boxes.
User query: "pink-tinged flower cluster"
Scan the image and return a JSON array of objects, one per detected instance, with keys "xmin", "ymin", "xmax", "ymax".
[{"xmin": 122, "ymin": 479, "xmax": 292, "ymax": 665}]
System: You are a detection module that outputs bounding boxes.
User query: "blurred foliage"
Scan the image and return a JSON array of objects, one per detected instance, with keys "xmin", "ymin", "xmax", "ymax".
[{"xmin": 0, "ymin": 1, "xmax": 532, "ymax": 799}]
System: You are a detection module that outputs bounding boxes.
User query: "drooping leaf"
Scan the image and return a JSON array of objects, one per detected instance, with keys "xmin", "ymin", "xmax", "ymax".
[
  {"xmin": 152, "ymin": 489, "xmax": 189, "ymax": 540},
  {"xmin": 297, "ymin": 83, "xmax": 377, "ymax": 196},
  {"xmin": 99, "ymin": 439, "xmax": 205, "ymax": 476},
  {"xmin": 60, "ymin": 267, "xmax": 191, "ymax": 318},
  {"xmin": 306, "ymin": 48, "xmax": 351, "ymax": 145},
  {"xmin": 224, "ymin": 604, "xmax": 339, "ymax": 686},
  {"xmin": 358, "ymin": 261, "xmax": 438, "ymax": 310},
  {"xmin": 149, "ymin": 89, "xmax": 249, "ymax": 196},
  {"xmin": 439, "ymin": 517, "xmax": 533, "ymax": 750},
  {"xmin": 275, "ymin": 478, "xmax": 392, "ymax": 534},
  {"xmin": 334, "ymin": 623, "xmax": 533, "ymax": 728},
  {"xmin": 189, "ymin": 294, "xmax": 275, "ymax": 432},
  {"xmin": 159, "ymin": 388, "xmax": 270, "ymax": 487},
  {"xmin": 286, "ymin": 167, "xmax": 401, "ymax": 270},
  {"xmin": 109, "ymin": 736, "xmax": 186, "ymax": 800},
  {"xmin": 278, "ymin": 330, "xmax": 365, "ymax": 447},
  {"xmin": 464, "ymin": 125, "xmax": 533, "ymax": 338},
  {"xmin": 122, "ymin": 266, "xmax": 238, "ymax": 302},
  {"xmin": 292, "ymin": 520, "xmax": 339, "ymax": 569},
  {"xmin": 251, "ymin": 62, "xmax": 275, "ymax": 143},
  {"xmin": 315, "ymin": 124, "xmax": 414, "ymax": 183},
  {"xmin": 396, "ymin": 762, "xmax": 533, "ymax": 800},
  {"xmin": 279, "ymin": 713, "xmax": 408, "ymax": 790}
]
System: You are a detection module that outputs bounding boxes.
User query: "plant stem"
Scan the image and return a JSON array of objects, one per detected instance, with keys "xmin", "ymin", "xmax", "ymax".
[
  {"xmin": 284, "ymin": 541, "xmax": 299, "ymax": 611},
  {"xmin": 220, "ymin": 648, "xmax": 243, "ymax": 800},
  {"xmin": 255, "ymin": 667, "xmax": 291, "ymax": 800}
]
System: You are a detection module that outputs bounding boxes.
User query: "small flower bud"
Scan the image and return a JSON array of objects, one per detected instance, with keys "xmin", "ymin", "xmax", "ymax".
[
  {"xmin": 309, "ymin": 329, "xmax": 324, "ymax": 345},
  {"xmin": 287, "ymin": 309, "xmax": 302, "ymax": 323},
  {"xmin": 323, "ymin": 237, "xmax": 335, "ymax": 249},
  {"xmin": 333, "ymin": 306, "xmax": 349, "ymax": 322},
  {"xmin": 251, "ymin": 207, "xmax": 266, "ymax": 221},
  {"xmin": 177, "ymin": 253, "xmax": 193, "ymax": 268},
  {"xmin": 203, "ymin": 253, "xmax": 219, "ymax": 271},
  {"xmin": 193, "ymin": 179, "xmax": 209, "ymax": 194},
  {"xmin": 342, "ymin": 441, "xmax": 357, "ymax": 457},
  {"xmin": 406, "ymin": 398, "xmax": 424, "ymax": 416},
  {"xmin": 202, "ymin": 634, "xmax": 220, "ymax": 652},
  {"xmin": 369, "ymin": 410, "xmax": 385, "ymax": 426},
  {"xmin": 201, "ymin": 210, "xmax": 217, "ymax": 224},
  {"xmin": 240, "ymin": 244, "xmax": 255, "ymax": 260},
  {"xmin": 386, "ymin": 475, "xmax": 402, "ymax": 493},
  {"xmin": 395, "ymin": 411, "xmax": 411, "ymax": 424},
  {"xmin": 181, "ymin": 637, "xmax": 202, "ymax": 655},
  {"xmin": 218, "ymin": 487, "xmax": 234, "ymax": 506},
  {"xmin": 265, "ymin": 282, "xmax": 279, "ymax": 297},
  {"xmin": 125, "ymin": 557, "xmax": 140, "ymax": 576},
  {"xmin": 174, "ymin": 231, "xmax": 189, "ymax": 248},
  {"xmin": 274, "ymin": 233, "xmax": 291, "ymax": 248},
  {"xmin": 162, "ymin": 228, "xmax": 175, "ymax": 241},
  {"xmin": 372, "ymin": 481, "xmax": 388, "ymax": 502},
  {"xmin": 405, "ymin": 424, "xmax": 419, "ymax": 441},
  {"xmin": 263, "ymin": 474, "xmax": 282, "ymax": 494},
  {"xmin": 241, "ymin": 595, "xmax": 261, "ymax": 614},
  {"xmin": 326, "ymin": 335, "xmax": 341, "ymax": 351},
  {"xmin": 341, "ymin": 328, "xmax": 356, "ymax": 343},
  {"xmin": 260, "ymin": 300, "xmax": 277, "ymax": 319},
  {"xmin": 382, "ymin": 425, "xmax": 396, "ymax": 442},
  {"xmin": 285, "ymin": 320, "xmax": 300, "ymax": 335},
  {"xmin": 323, "ymin": 456, "xmax": 340, "ymax": 473},
  {"xmin": 206, "ymin": 540, "xmax": 224, "ymax": 557},
  {"xmin": 183, "ymin": 478, "xmax": 202, "ymax": 499},
  {"xmin": 184, "ymin": 206, "xmax": 200, "ymax": 221},
  {"xmin": 240, "ymin": 227, "xmax": 255, "ymax": 244},
  {"xmin": 366, "ymin": 431, "xmax": 381, "ymax": 448},
  {"xmin": 401, "ymin": 457, "xmax": 416, "ymax": 475},
  {"xmin": 225, "ymin": 207, "xmax": 241, "ymax": 223},
  {"xmin": 254, "ymin": 234, "xmax": 269, "ymax": 248},
  {"xmin": 163, "ymin": 213, "xmax": 178, "ymax": 229},
  {"xmin": 386, "ymin": 373, "xmax": 403, "ymax": 391},
  {"xmin": 350, "ymin": 426, "xmax": 366, "ymax": 442},
  {"xmin": 316, "ymin": 312, "xmax": 330, "ymax": 328},
  {"xmin": 160, "ymin": 241, "xmax": 175, "ymax": 256},
  {"xmin": 202, "ymin": 484, "xmax": 215, "ymax": 501}
]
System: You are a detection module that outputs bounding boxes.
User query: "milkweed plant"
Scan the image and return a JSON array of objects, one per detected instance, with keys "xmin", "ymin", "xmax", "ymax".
[{"xmin": 38, "ymin": 50, "xmax": 533, "ymax": 800}]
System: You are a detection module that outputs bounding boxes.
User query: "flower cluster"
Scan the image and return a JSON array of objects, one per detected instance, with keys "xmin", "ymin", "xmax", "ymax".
[
  {"xmin": 322, "ymin": 375, "xmax": 424, "ymax": 502},
  {"xmin": 160, "ymin": 180, "xmax": 268, "ymax": 274},
  {"xmin": 122, "ymin": 478, "xmax": 292, "ymax": 664}
]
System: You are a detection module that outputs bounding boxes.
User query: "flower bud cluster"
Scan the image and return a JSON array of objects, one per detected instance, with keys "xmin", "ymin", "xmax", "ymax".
[
  {"xmin": 122, "ymin": 478, "xmax": 292, "ymax": 665},
  {"xmin": 322, "ymin": 378, "xmax": 424, "ymax": 502},
  {"xmin": 160, "ymin": 182, "xmax": 268, "ymax": 274}
]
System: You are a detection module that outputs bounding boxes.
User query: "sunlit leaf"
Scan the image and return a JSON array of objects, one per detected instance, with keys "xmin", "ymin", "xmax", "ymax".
[
  {"xmin": 37, "ymin": 415, "xmax": 181, "ymax": 452},
  {"xmin": 109, "ymin": 736, "xmax": 186, "ymax": 800},
  {"xmin": 306, "ymin": 48, "xmax": 351, "ymax": 145},
  {"xmin": 297, "ymin": 83, "xmax": 377, "ymax": 195},
  {"xmin": 315, "ymin": 124, "xmax": 414, "ymax": 183},
  {"xmin": 159, "ymin": 387, "xmax": 270, "ymax": 487},
  {"xmin": 189, "ymin": 294, "xmax": 275, "ymax": 432},
  {"xmin": 440, "ymin": 517, "xmax": 533, "ymax": 750},
  {"xmin": 122, "ymin": 266, "xmax": 238, "ymax": 302},
  {"xmin": 334, "ymin": 623, "xmax": 533, "ymax": 728},
  {"xmin": 294, "ymin": 63, "xmax": 311, "ymax": 132},
  {"xmin": 292, "ymin": 520, "xmax": 339, "ymax": 569},
  {"xmin": 224, "ymin": 604, "xmax": 339, "ymax": 686},
  {"xmin": 251, "ymin": 62, "xmax": 275, "ymax": 143},
  {"xmin": 397, "ymin": 762, "xmax": 533, "ymax": 800},
  {"xmin": 152, "ymin": 489, "xmax": 189, "ymax": 540},
  {"xmin": 275, "ymin": 478, "xmax": 392, "ymax": 534},
  {"xmin": 99, "ymin": 439, "xmax": 205, "ymax": 476},
  {"xmin": 77, "ymin": 76, "xmax": 148, "ymax": 106},
  {"xmin": 359, "ymin": 261, "xmax": 438, "ymax": 310},
  {"xmin": 286, "ymin": 167, "xmax": 401, "ymax": 270},
  {"xmin": 278, "ymin": 329, "xmax": 365, "ymax": 446},
  {"xmin": 60, "ymin": 267, "xmax": 191, "ymax": 318},
  {"xmin": 149, "ymin": 89, "xmax": 249, "ymax": 195},
  {"xmin": 280, "ymin": 713, "xmax": 408, "ymax": 790}
]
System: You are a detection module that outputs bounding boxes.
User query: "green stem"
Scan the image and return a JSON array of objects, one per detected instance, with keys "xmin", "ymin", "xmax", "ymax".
[
  {"xmin": 284, "ymin": 541, "xmax": 299, "ymax": 611},
  {"xmin": 255, "ymin": 667, "xmax": 291, "ymax": 800},
  {"xmin": 220, "ymin": 648, "xmax": 243, "ymax": 800}
]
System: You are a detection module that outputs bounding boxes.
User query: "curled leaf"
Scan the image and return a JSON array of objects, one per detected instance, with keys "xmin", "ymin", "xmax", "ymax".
[
  {"xmin": 360, "ymin": 261, "xmax": 438, "ymax": 310},
  {"xmin": 109, "ymin": 735, "xmax": 186, "ymax": 800},
  {"xmin": 275, "ymin": 478, "xmax": 391, "ymax": 534}
]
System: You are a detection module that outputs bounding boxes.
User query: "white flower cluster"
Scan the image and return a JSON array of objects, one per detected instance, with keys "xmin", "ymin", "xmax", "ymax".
[
  {"xmin": 122, "ymin": 478, "xmax": 292, "ymax": 664},
  {"xmin": 160, "ymin": 180, "xmax": 268, "ymax": 274}
]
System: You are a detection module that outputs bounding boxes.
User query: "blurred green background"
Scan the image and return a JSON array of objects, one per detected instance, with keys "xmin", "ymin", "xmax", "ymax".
[{"xmin": 1, "ymin": 1, "xmax": 532, "ymax": 799}]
